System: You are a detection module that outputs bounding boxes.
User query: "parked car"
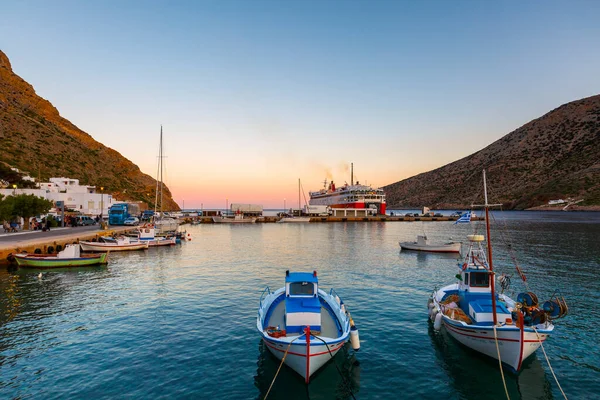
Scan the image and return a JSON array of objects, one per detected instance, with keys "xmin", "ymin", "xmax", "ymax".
[
  {"xmin": 75, "ymin": 216, "xmax": 96, "ymax": 226},
  {"xmin": 124, "ymin": 217, "xmax": 140, "ymax": 226},
  {"xmin": 434, "ymin": 213, "xmax": 443, "ymax": 217}
]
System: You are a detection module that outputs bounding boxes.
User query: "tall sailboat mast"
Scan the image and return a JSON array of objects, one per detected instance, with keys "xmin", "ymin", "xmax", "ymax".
[
  {"xmin": 483, "ymin": 170, "xmax": 498, "ymax": 326},
  {"xmin": 154, "ymin": 126, "xmax": 164, "ymax": 216},
  {"xmin": 160, "ymin": 127, "xmax": 164, "ymax": 215},
  {"xmin": 298, "ymin": 179, "xmax": 301, "ymax": 210}
]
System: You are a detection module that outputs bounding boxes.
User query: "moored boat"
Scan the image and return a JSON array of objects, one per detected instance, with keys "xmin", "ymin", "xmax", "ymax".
[
  {"xmin": 80, "ymin": 236, "xmax": 149, "ymax": 252},
  {"xmin": 14, "ymin": 244, "xmax": 108, "ymax": 268},
  {"xmin": 428, "ymin": 171, "xmax": 568, "ymax": 373},
  {"xmin": 400, "ymin": 235, "xmax": 461, "ymax": 253},
  {"xmin": 257, "ymin": 271, "xmax": 360, "ymax": 383},
  {"xmin": 212, "ymin": 214, "xmax": 257, "ymax": 223},
  {"xmin": 136, "ymin": 225, "xmax": 177, "ymax": 246}
]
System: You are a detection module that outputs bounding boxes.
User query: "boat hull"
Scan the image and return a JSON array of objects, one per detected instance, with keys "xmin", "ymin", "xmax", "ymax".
[
  {"xmin": 14, "ymin": 252, "xmax": 108, "ymax": 268},
  {"xmin": 79, "ymin": 241, "xmax": 149, "ymax": 252},
  {"xmin": 212, "ymin": 217, "xmax": 257, "ymax": 223},
  {"xmin": 261, "ymin": 335, "xmax": 346, "ymax": 381},
  {"xmin": 277, "ymin": 217, "xmax": 312, "ymax": 223},
  {"xmin": 139, "ymin": 237, "xmax": 177, "ymax": 247},
  {"xmin": 399, "ymin": 242, "xmax": 461, "ymax": 253},
  {"xmin": 257, "ymin": 288, "xmax": 351, "ymax": 383},
  {"xmin": 431, "ymin": 285, "xmax": 553, "ymax": 372},
  {"xmin": 441, "ymin": 317, "xmax": 550, "ymax": 372}
]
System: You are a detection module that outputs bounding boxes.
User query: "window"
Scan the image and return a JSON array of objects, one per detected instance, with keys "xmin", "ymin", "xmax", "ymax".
[
  {"xmin": 289, "ymin": 282, "xmax": 314, "ymax": 296},
  {"xmin": 464, "ymin": 273, "xmax": 469, "ymax": 285},
  {"xmin": 470, "ymin": 272, "xmax": 490, "ymax": 287}
]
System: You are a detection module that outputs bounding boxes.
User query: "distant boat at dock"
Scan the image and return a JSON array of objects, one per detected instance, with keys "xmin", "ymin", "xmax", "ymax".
[{"xmin": 400, "ymin": 235, "xmax": 461, "ymax": 253}]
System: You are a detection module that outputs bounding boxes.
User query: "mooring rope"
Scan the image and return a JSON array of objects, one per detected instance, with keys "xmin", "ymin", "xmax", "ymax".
[
  {"xmin": 493, "ymin": 325, "xmax": 511, "ymax": 400},
  {"xmin": 264, "ymin": 336, "xmax": 299, "ymax": 400},
  {"xmin": 312, "ymin": 334, "xmax": 357, "ymax": 400},
  {"xmin": 532, "ymin": 326, "xmax": 568, "ymax": 400}
]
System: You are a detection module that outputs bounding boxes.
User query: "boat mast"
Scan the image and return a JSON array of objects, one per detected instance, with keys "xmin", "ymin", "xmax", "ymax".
[
  {"xmin": 298, "ymin": 178, "xmax": 301, "ymax": 211},
  {"xmin": 154, "ymin": 126, "xmax": 162, "ymax": 216},
  {"xmin": 160, "ymin": 126, "xmax": 164, "ymax": 216},
  {"xmin": 483, "ymin": 170, "xmax": 498, "ymax": 326},
  {"xmin": 351, "ymin": 162, "xmax": 354, "ymax": 186}
]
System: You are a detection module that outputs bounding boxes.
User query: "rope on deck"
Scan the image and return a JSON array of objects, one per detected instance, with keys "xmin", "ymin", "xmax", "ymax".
[
  {"xmin": 312, "ymin": 334, "xmax": 357, "ymax": 400},
  {"xmin": 532, "ymin": 326, "xmax": 568, "ymax": 400},
  {"xmin": 493, "ymin": 325, "xmax": 511, "ymax": 400},
  {"xmin": 264, "ymin": 336, "xmax": 299, "ymax": 400}
]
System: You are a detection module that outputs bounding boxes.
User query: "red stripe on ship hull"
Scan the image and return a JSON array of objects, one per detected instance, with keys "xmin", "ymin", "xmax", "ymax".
[{"xmin": 330, "ymin": 202, "xmax": 366, "ymax": 209}]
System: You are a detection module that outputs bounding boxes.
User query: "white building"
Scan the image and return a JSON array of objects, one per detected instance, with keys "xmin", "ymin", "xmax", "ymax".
[{"xmin": 0, "ymin": 177, "xmax": 114, "ymax": 216}]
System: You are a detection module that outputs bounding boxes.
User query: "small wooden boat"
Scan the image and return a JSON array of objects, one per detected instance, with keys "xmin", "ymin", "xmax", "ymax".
[
  {"xmin": 14, "ymin": 244, "xmax": 108, "ymax": 268},
  {"xmin": 400, "ymin": 235, "xmax": 461, "ymax": 253},
  {"xmin": 257, "ymin": 271, "xmax": 360, "ymax": 383},
  {"xmin": 80, "ymin": 236, "xmax": 149, "ymax": 252},
  {"xmin": 212, "ymin": 215, "xmax": 257, "ymax": 223}
]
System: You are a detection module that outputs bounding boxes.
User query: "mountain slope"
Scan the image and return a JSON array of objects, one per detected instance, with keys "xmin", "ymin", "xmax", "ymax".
[
  {"xmin": 384, "ymin": 95, "xmax": 600, "ymax": 209},
  {"xmin": 0, "ymin": 50, "xmax": 179, "ymax": 210}
]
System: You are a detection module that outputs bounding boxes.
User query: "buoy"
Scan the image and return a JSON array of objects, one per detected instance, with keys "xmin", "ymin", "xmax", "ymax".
[
  {"xmin": 186, "ymin": 233, "xmax": 192, "ymax": 241},
  {"xmin": 434, "ymin": 312, "xmax": 443, "ymax": 331},
  {"xmin": 350, "ymin": 319, "xmax": 360, "ymax": 351},
  {"xmin": 428, "ymin": 300, "xmax": 435, "ymax": 309},
  {"xmin": 335, "ymin": 295, "xmax": 341, "ymax": 305}
]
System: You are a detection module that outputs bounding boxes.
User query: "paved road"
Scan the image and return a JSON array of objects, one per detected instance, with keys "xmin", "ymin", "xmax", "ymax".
[{"xmin": 0, "ymin": 225, "xmax": 104, "ymax": 244}]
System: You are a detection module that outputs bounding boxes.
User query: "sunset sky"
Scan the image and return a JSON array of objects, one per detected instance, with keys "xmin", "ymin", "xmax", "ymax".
[{"xmin": 3, "ymin": 1, "xmax": 600, "ymax": 208}]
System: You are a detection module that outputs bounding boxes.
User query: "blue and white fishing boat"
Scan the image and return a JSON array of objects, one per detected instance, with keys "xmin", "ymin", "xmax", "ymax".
[
  {"xmin": 257, "ymin": 271, "xmax": 360, "ymax": 383},
  {"xmin": 429, "ymin": 171, "xmax": 568, "ymax": 372}
]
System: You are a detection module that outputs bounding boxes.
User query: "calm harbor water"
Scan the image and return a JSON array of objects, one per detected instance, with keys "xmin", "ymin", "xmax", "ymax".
[{"xmin": 1, "ymin": 211, "xmax": 599, "ymax": 399}]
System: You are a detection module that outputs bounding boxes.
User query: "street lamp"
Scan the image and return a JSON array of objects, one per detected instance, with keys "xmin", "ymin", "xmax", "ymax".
[
  {"xmin": 182, "ymin": 198, "xmax": 185, "ymax": 211},
  {"xmin": 100, "ymin": 187, "xmax": 104, "ymax": 219},
  {"xmin": 284, "ymin": 198, "xmax": 286, "ymax": 211},
  {"xmin": 12, "ymin": 184, "xmax": 17, "ymax": 195}
]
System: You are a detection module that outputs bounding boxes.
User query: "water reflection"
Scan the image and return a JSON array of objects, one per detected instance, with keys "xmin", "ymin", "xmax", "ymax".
[
  {"xmin": 428, "ymin": 322, "xmax": 554, "ymax": 400},
  {"xmin": 254, "ymin": 340, "xmax": 360, "ymax": 399}
]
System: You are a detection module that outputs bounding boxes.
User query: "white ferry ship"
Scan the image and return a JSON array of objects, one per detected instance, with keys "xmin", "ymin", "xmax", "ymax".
[{"xmin": 308, "ymin": 165, "xmax": 387, "ymax": 215}]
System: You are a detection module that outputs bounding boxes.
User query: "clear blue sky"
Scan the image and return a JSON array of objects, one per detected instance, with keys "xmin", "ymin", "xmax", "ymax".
[{"xmin": 2, "ymin": 0, "xmax": 599, "ymax": 208}]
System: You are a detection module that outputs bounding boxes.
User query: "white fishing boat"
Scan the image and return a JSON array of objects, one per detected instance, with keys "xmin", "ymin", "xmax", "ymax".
[
  {"xmin": 80, "ymin": 236, "xmax": 149, "ymax": 252},
  {"xmin": 257, "ymin": 271, "xmax": 360, "ymax": 383},
  {"xmin": 212, "ymin": 214, "xmax": 257, "ymax": 223},
  {"xmin": 136, "ymin": 225, "xmax": 177, "ymax": 246},
  {"xmin": 399, "ymin": 235, "xmax": 461, "ymax": 253},
  {"xmin": 428, "ymin": 171, "xmax": 568, "ymax": 373}
]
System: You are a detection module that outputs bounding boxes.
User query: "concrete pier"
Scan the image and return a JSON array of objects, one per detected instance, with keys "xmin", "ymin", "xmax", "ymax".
[{"xmin": 0, "ymin": 226, "xmax": 134, "ymax": 266}]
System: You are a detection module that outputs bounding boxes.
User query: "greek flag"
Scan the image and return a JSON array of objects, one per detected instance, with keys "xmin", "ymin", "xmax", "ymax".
[{"xmin": 454, "ymin": 211, "xmax": 472, "ymax": 224}]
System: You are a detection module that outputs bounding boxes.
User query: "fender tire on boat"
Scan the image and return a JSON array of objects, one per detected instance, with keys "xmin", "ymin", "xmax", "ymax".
[{"xmin": 434, "ymin": 312, "xmax": 443, "ymax": 331}]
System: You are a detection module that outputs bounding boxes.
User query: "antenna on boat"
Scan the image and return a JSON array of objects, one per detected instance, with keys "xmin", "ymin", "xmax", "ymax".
[{"xmin": 351, "ymin": 162, "xmax": 354, "ymax": 186}]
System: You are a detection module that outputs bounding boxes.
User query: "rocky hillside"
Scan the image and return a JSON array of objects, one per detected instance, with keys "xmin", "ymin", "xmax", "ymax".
[
  {"xmin": 0, "ymin": 50, "xmax": 179, "ymax": 210},
  {"xmin": 384, "ymin": 95, "xmax": 600, "ymax": 209}
]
